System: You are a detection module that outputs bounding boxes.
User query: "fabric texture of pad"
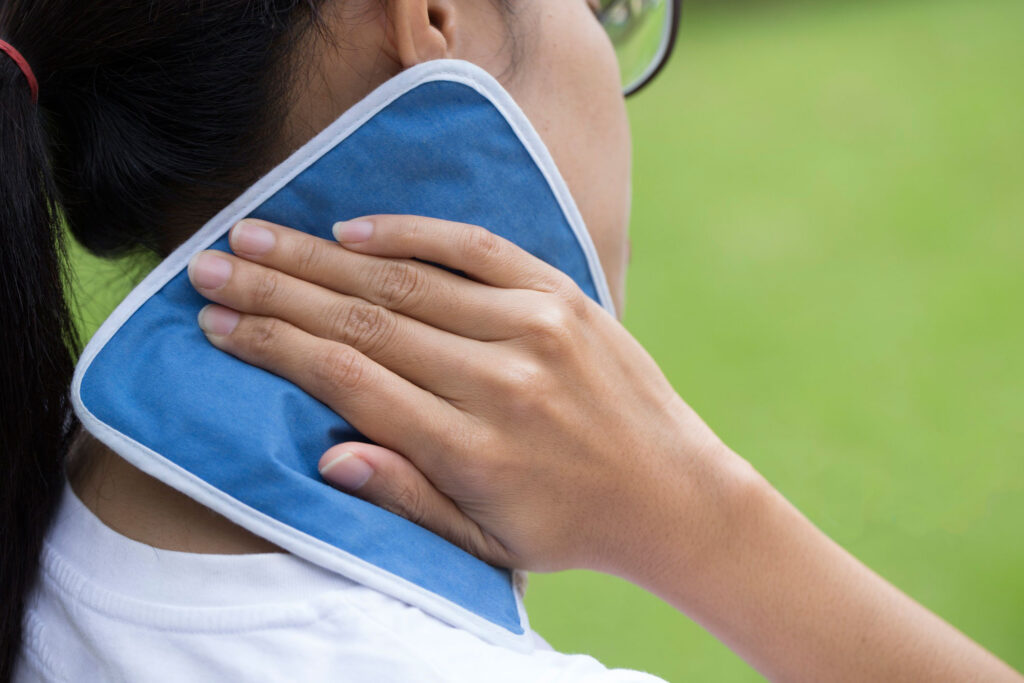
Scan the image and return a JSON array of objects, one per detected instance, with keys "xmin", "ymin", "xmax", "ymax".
[{"xmin": 72, "ymin": 59, "xmax": 615, "ymax": 652}]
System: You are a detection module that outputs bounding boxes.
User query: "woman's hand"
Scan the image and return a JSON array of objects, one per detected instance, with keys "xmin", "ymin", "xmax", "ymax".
[
  {"xmin": 187, "ymin": 216, "xmax": 1021, "ymax": 682},
  {"xmin": 186, "ymin": 215, "xmax": 733, "ymax": 576}
]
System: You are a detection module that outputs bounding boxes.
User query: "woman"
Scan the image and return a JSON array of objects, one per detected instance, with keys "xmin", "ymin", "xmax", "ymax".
[
  {"xmin": 0, "ymin": 1, "xmax": 1017, "ymax": 682},
  {"xmin": 3, "ymin": 1, "xmax": 668, "ymax": 679}
]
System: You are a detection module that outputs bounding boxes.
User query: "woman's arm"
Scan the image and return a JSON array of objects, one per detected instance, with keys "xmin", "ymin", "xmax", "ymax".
[
  {"xmin": 188, "ymin": 215, "xmax": 1021, "ymax": 682},
  {"xmin": 623, "ymin": 447, "xmax": 1016, "ymax": 682}
]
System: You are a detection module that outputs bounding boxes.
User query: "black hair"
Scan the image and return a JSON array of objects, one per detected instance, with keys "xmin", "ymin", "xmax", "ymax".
[{"xmin": 0, "ymin": 1, "xmax": 332, "ymax": 678}]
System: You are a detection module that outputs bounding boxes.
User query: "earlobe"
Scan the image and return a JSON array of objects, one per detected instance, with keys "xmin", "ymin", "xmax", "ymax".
[{"xmin": 386, "ymin": 0, "xmax": 457, "ymax": 68}]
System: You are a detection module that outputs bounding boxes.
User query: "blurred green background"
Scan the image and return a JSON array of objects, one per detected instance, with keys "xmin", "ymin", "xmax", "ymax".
[
  {"xmin": 528, "ymin": 0, "xmax": 1024, "ymax": 679},
  {"xmin": 69, "ymin": 0, "xmax": 1023, "ymax": 679}
]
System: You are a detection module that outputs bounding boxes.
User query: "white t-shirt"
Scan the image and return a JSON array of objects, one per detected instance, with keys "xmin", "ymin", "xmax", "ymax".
[{"xmin": 15, "ymin": 480, "xmax": 666, "ymax": 682}]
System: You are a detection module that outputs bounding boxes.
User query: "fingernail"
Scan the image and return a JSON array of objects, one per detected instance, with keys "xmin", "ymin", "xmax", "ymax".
[
  {"xmin": 319, "ymin": 451, "xmax": 373, "ymax": 490},
  {"xmin": 231, "ymin": 221, "xmax": 276, "ymax": 256},
  {"xmin": 198, "ymin": 305, "xmax": 240, "ymax": 336},
  {"xmin": 332, "ymin": 220, "xmax": 374, "ymax": 244},
  {"xmin": 188, "ymin": 252, "xmax": 233, "ymax": 290}
]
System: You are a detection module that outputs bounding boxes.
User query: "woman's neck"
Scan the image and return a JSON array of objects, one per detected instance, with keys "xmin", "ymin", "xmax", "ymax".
[{"xmin": 67, "ymin": 428, "xmax": 283, "ymax": 555}]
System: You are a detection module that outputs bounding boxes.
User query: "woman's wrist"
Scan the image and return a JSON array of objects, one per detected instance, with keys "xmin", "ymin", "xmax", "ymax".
[{"xmin": 589, "ymin": 399, "xmax": 765, "ymax": 598}]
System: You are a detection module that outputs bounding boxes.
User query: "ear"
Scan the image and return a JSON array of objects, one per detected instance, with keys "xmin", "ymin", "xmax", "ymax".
[{"xmin": 386, "ymin": 0, "xmax": 457, "ymax": 68}]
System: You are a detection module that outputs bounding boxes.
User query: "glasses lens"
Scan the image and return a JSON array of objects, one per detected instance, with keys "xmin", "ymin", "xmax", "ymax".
[{"xmin": 599, "ymin": 0, "xmax": 677, "ymax": 96}]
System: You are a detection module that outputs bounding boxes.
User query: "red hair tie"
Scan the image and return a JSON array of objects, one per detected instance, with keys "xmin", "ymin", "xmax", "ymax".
[{"xmin": 0, "ymin": 39, "xmax": 39, "ymax": 104}]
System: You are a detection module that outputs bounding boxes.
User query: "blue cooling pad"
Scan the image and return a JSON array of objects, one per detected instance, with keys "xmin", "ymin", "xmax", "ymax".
[{"xmin": 72, "ymin": 59, "xmax": 615, "ymax": 651}]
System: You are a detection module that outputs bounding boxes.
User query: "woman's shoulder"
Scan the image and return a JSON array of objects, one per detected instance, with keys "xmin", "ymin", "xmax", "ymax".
[{"xmin": 18, "ymin": 468, "xmax": 665, "ymax": 682}]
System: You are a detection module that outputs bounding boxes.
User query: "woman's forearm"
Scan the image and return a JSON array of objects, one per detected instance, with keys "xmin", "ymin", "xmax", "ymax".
[{"xmin": 624, "ymin": 444, "xmax": 1020, "ymax": 682}]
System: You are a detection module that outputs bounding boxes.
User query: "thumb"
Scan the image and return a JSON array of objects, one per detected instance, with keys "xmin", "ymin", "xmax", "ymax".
[{"xmin": 318, "ymin": 443, "xmax": 512, "ymax": 566}]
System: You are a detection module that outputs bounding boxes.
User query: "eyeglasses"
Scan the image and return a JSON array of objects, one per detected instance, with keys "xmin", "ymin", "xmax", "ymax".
[{"xmin": 596, "ymin": 0, "xmax": 683, "ymax": 97}]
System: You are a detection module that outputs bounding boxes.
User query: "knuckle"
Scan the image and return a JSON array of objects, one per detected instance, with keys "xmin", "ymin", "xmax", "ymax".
[
  {"xmin": 400, "ymin": 217, "xmax": 428, "ymax": 245},
  {"xmin": 494, "ymin": 358, "xmax": 544, "ymax": 404},
  {"xmin": 384, "ymin": 481, "xmax": 426, "ymax": 526},
  {"xmin": 524, "ymin": 297, "xmax": 576, "ymax": 355},
  {"xmin": 527, "ymin": 298, "xmax": 572, "ymax": 335},
  {"xmin": 536, "ymin": 272, "xmax": 588, "ymax": 315},
  {"xmin": 250, "ymin": 270, "xmax": 281, "ymax": 308},
  {"xmin": 293, "ymin": 237, "xmax": 322, "ymax": 274},
  {"xmin": 375, "ymin": 260, "xmax": 422, "ymax": 309},
  {"xmin": 540, "ymin": 274, "xmax": 589, "ymax": 313},
  {"xmin": 463, "ymin": 225, "xmax": 503, "ymax": 262},
  {"xmin": 556, "ymin": 279, "xmax": 589, "ymax": 317},
  {"xmin": 340, "ymin": 302, "xmax": 396, "ymax": 355},
  {"xmin": 245, "ymin": 316, "xmax": 283, "ymax": 357},
  {"xmin": 312, "ymin": 344, "xmax": 366, "ymax": 391}
]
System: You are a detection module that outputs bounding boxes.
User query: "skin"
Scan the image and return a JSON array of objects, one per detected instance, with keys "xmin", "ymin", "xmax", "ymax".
[{"xmin": 68, "ymin": 0, "xmax": 1022, "ymax": 680}]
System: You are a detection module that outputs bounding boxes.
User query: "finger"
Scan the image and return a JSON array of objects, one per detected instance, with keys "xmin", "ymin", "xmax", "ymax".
[
  {"xmin": 318, "ymin": 442, "xmax": 513, "ymax": 567},
  {"xmin": 188, "ymin": 249, "xmax": 494, "ymax": 396},
  {"xmin": 227, "ymin": 219, "xmax": 531, "ymax": 340},
  {"xmin": 332, "ymin": 214, "xmax": 581, "ymax": 299},
  {"xmin": 197, "ymin": 305, "xmax": 457, "ymax": 470}
]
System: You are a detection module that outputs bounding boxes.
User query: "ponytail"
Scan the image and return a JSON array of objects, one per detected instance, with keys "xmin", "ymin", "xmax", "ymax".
[{"xmin": 0, "ymin": 44, "xmax": 78, "ymax": 681}]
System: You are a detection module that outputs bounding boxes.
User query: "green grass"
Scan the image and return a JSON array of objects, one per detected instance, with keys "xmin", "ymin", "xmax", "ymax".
[
  {"xmin": 525, "ymin": 0, "xmax": 1024, "ymax": 679},
  {"xmin": 68, "ymin": 0, "xmax": 1023, "ymax": 679}
]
